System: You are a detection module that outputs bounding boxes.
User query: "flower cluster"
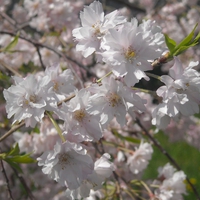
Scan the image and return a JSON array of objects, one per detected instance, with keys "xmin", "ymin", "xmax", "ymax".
[
  {"xmin": 152, "ymin": 57, "xmax": 200, "ymax": 129},
  {"xmin": 73, "ymin": 1, "xmax": 166, "ymax": 86},
  {"xmin": 1, "ymin": 0, "xmax": 200, "ymax": 200},
  {"xmin": 153, "ymin": 163, "xmax": 187, "ymax": 200}
]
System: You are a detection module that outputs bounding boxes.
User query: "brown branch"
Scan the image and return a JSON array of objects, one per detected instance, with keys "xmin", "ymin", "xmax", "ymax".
[
  {"xmin": 151, "ymin": 51, "xmax": 171, "ymax": 68},
  {"xmin": 0, "ymin": 159, "xmax": 14, "ymax": 200},
  {"xmin": 106, "ymin": 0, "xmax": 146, "ymax": 13},
  {"xmin": 12, "ymin": 167, "xmax": 35, "ymax": 200},
  {"xmin": 0, "ymin": 122, "xmax": 25, "ymax": 143},
  {"xmin": 0, "ymin": 59, "xmax": 22, "ymax": 77},
  {"xmin": 0, "ymin": 94, "xmax": 76, "ymax": 143},
  {"xmin": 35, "ymin": 46, "xmax": 46, "ymax": 70},
  {"xmin": 0, "ymin": 30, "xmax": 97, "ymax": 78},
  {"xmin": 135, "ymin": 117, "xmax": 200, "ymax": 200}
]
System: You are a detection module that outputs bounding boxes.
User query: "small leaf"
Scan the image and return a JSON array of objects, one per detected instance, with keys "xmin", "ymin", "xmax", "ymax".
[
  {"xmin": 122, "ymin": 136, "xmax": 141, "ymax": 144},
  {"xmin": 194, "ymin": 113, "xmax": 200, "ymax": 119},
  {"xmin": 164, "ymin": 34, "xmax": 176, "ymax": 53},
  {"xmin": 193, "ymin": 32, "xmax": 200, "ymax": 44},
  {"xmin": 5, "ymin": 159, "xmax": 23, "ymax": 173},
  {"xmin": 3, "ymin": 33, "xmax": 19, "ymax": 52},
  {"xmin": 0, "ymin": 153, "xmax": 7, "ymax": 159},
  {"xmin": 7, "ymin": 143, "xmax": 20, "ymax": 156},
  {"xmin": 7, "ymin": 154, "xmax": 36, "ymax": 164},
  {"xmin": 112, "ymin": 129, "xmax": 141, "ymax": 144},
  {"xmin": 175, "ymin": 23, "xmax": 198, "ymax": 50},
  {"xmin": 0, "ymin": 71, "xmax": 10, "ymax": 82},
  {"xmin": 173, "ymin": 44, "xmax": 197, "ymax": 56},
  {"xmin": 32, "ymin": 126, "xmax": 40, "ymax": 134}
]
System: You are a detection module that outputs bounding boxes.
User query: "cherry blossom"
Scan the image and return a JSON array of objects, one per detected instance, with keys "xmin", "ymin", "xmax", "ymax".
[{"xmin": 37, "ymin": 141, "xmax": 94, "ymax": 190}]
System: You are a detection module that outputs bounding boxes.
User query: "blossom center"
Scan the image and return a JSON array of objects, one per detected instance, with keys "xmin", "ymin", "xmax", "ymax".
[
  {"xmin": 29, "ymin": 94, "xmax": 37, "ymax": 103},
  {"xmin": 53, "ymin": 81, "xmax": 59, "ymax": 91},
  {"xmin": 92, "ymin": 22, "xmax": 102, "ymax": 37},
  {"xmin": 73, "ymin": 109, "xmax": 86, "ymax": 121},
  {"xmin": 124, "ymin": 46, "xmax": 136, "ymax": 62},
  {"xmin": 58, "ymin": 153, "xmax": 70, "ymax": 169},
  {"xmin": 108, "ymin": 93, "xmax": 121, "ymax": 107}
]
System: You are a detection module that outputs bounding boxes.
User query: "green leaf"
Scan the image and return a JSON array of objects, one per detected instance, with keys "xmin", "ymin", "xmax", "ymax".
[
  {"xmin": 175, "ymin": 23, "xmax": 198, "ymax": 50},
  {"xmin": 0, "ymin": 71, "xmax": 10, "ymax": 82},
  {"xmin": 122, "ymin": 136, "xmax": 141, "ymax": 144},
  {"xmin": 32, "ymin": 126, "xmax": 40, "ymax": 134},
  {"xmin": 192, "ymin": 32, "xmax": 200, "ymax": 44},
  {"xmin": 170, "ymin": 23, "xmax": 199, "ymax": 57},
  {"xmin": 3, "ymin": 33, "xmax": 19, "ymax": 52},
  {"xmin": 5, "ymin": 159, "xmax": 23, "ymax": 173},
  {"xmin": 173, "ymin": 44, "xmax": 197, "ymax": 56},
  {"xmin": 164, "ymin": 34, "xmax": 176, "ymax": 53},
  {"xmin": 0, "ymin": 153, "xmax": 7, "ymax": 159},
  {"xmin": 7, "ymin": 143, "xmax": 20, "ymax": 156},
  {"xmin": 7, "ymin": 154, "xmax": 36, "ymax": 164},
  {"xmin": 194, "ymin": 113, "xmax": 200, "ymax": 119},
  {"xmin": 111, "ymin": 129, "xmax": 141, "ymax": 144}
]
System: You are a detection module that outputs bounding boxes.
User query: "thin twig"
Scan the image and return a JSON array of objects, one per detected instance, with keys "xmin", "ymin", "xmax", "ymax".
[
  {"xmin": 0, "ymin": 59, "xmax": 22, "ymax": 77},
  {"xmin": 107, "ymin": 0, "xmax": 146, "ymax": 13},
  {"xmin": 12, "ymin": 167, "xmax": 35, "ymax": 200},
  {"xmin": 0, "ymin": 94, "xmax": 76, "ymax": 143},
  {"xmin": 0, "ymin": 159, "xmax": 14, "ymax": 200},
  {"xmin": 0, "ymin": 31, "xmax": 97, "ymax": 78},
  {"xmin": 35, "ymin": 46, "xmax": 46, "ymax": 70},
  {"xmin": 0, "ymin": 122, "xmax": 25, "ymax": 143},
  {"xmin": 135, "ymin": 117, "xmax": 200, "ymax": 200}
]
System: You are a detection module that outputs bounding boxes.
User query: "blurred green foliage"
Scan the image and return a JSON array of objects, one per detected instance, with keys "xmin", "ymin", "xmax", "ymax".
[{"xmin": 142, "ymin": 131, "xmax": 200, "ymax": 200}]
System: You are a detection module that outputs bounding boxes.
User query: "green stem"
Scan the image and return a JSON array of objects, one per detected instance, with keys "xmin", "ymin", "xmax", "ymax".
[
  {"xmin": 46, "ymin": 111, "xmax": 65, "ymax": 143},
  {"xmin": 131, "ymin": 87, "xmax": 156, "ymax": 95},
  {"xmin": 145, "ymin": 72, "xmax": 161, "ymax": 80},
  {"xmin": 96, "ymin": 71, "xmax": 113, "ymax": 83}
]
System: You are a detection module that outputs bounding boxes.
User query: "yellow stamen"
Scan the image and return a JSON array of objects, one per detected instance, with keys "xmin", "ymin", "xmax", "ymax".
[
  {"xmin": 125, "ymin": 46, "xmax": 136, "ymax": 61},
  {"xmin": 73, "ymin": 109, "xmax": 86, "ymax": 122}
]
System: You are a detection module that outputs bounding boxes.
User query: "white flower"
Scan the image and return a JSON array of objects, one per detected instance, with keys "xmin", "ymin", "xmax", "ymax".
[
  {"xmin": 3, "ymin": 75, "xmax": 56, "ymax": 127},
  {"xmin": 152, "ymin": 57, "xmax": 200, "ymax": 129},
  {"xmin": 89, "ymin": 77, "xmax": 146, "ymax": 127},
  {"xmin": 60, "ymin": 89, "xmax": 103, "ymax": 141},
  {"xmin": 44, "ymin": 65, "xmax": 76, "ymax": 100},
  {"xmin": 100, "ymin": 18, "xmax": 163, "ymax": 86},
  {"xmin": 157, "ymin": 163, "xmax": 176, "ymax": 180},
  {"xmin": 151, "ymin": 103, "xmax": 171, "ymax": 130},
  {"xmin": 154, "ymin": 163, "xmax": 187, "ymax": 200},
  {"xmin": 65, "ymin": 153, "xmax": 115, "ymax": 199},
  {"xmin": 127, "ymin": 142, "xmax": 153, "ymax": 174},
  {"xmin": 72, "ymin": 1, "xmax": 126, "ymax": 57},
  {"xmin": 37, "ymin": 141, "xmax": 94, "ymax": 190}
]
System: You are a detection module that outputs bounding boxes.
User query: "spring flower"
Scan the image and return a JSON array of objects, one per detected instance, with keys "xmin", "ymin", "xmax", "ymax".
[
  {"xmin": 152, "ymin": 57, "xmax": 200, "ymax": 129},
  {"xmin": 89, "ymin": 77, "xmax": 146, "ymax": 127},
  {"xmin": 100, "ymin": 18, "xmax": 164, "ymax": 86},
  {"xmin": 37, "ymin": 141, "xmax": 94, "ymax": 190},
  {"xmin": 127, "ymin": 142, "xmax": 153, "ymax": 174},
  {"xmin": 72, "ymin": 1, "xmax": 126, "ymax": 57},
  {"xmin": 60, "ymin": 89, "xmax": 103, "ymax": 141},
  {"xmin": 3, "ymin": 75, "xmax": 56, "ymax": 127},
  {"xmin": 44, "ymin": 65, "xmax": 76, "ymax": 100},
  {"xmin": 65, "ymin": 153, "xmax": 115, "ymax": 199},
  {"xmin": 154, "ymin": 163, "xmax": 187, "ymax": 200}
]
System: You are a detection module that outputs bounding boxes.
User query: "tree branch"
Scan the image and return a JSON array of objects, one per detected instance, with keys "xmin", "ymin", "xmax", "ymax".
[
  {"xmin": 12, "ymin": 167, "xmax": 35, "ymax": 200},
  {"xmin": 135, "ymin": 117, "xmax": 200, "ymax": 200},
  {"xmin": 0, "ymin": 122, "xmax": 25, "ymax": 143},
  {"xmin": 0, "ymin": 159, "xmax": 14, "ymax": 200}
]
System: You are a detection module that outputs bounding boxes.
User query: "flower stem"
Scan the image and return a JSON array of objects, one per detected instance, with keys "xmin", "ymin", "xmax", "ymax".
[
  {"xmin": 96, "ymin": 71, "xmax": 113, "ymax": 83},
  {"xmin": 46, "ymin": 111, "xmax": 65, "ymax": 143},
  {"xmin": 132, "ymin": 87, "xmax": 156, "ymax": 95},
  {"xmin": 145, "ymin": 72, "xmax": 161, "ymax": 80}
]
